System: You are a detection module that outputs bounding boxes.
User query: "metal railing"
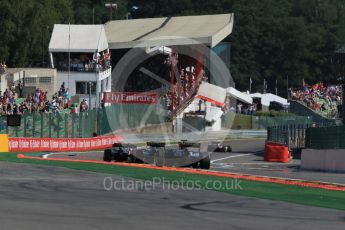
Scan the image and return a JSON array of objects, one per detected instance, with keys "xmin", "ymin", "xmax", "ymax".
[
  {"xmin": 268, "ymin": 124, "xmax": 345, "ymax": 150},
  {"xmin": 305, "ymin": 125, "xmax": 345, "ymax": 149},
  {"xmin": 267, "ymin": 124, "xmax": 309, "ymax": 149}
]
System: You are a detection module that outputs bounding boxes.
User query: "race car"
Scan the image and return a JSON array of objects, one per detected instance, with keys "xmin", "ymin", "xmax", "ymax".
[
  {"xmin": 103, "ymin": 143, "xmax": 141, "ymax": 163},
  {"xmin": 103, "ymin": 141, "xmax": 211, "ymax": 169},
  {"xmin": 207, "ymin": 141, "xmax": 232, "ymax": 152}
]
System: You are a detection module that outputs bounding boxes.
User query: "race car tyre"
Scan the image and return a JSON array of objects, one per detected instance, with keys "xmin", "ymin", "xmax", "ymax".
[
  {"xmin": 112, "ymin": 142, "xmax": 123, "ymax": 148},
  {"xmin": 103, "ymin": 149, "xmax": 112, "ymax": 162},
  {"xmin": 191, "ymin": 162, "xmax": 199, "ymax": 168},
  {"xmin": 179, "ymin": 141, "xmax": 200, "ymax": 149},
  {"xmin": 199, "ymin": 156, "xmax": 211, "ymax": 169},
  {"xmin": 147, "ymin": 142, "xmax": 166, "ymax": 147}
]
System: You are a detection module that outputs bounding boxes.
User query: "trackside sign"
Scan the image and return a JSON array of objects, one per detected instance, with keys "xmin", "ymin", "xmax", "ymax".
[
  {"xmin": 103, "ymin": 92, "xmax": 158, "ymax": 104},
  {"xmin": 8, "ymin": 136, "xmax": 122, "ymax": 152}
]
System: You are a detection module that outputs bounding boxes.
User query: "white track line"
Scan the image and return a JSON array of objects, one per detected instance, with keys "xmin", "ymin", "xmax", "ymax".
[
  {"xmin": 211, "ymin": 154, "xmax": 248, "ymax": 163},
  {"xmin": 212, "ymin": 162, "xmax": 293, "ymax": 165}
]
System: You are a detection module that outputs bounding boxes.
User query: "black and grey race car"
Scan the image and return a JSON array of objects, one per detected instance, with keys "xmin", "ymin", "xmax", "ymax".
[
  {"xmin": 103, "ymin": 141, "xmax": 211, "ymax": 169},
  {"xmin": 103, "ymin": 143, "xmax": 140, "ymax": 163},
  {"xmin": 207, "ymin": 141, "xmax": 232, "ymax": 152}
]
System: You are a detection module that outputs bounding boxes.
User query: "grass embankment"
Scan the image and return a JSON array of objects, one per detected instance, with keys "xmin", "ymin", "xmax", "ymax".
[
  {"xmin": 0, "ymin": 153, "xmax": 344, "ymax": 211},
  {"xmin": 232, "ymin": 114, "xmax": 252, "ymax": 129}
]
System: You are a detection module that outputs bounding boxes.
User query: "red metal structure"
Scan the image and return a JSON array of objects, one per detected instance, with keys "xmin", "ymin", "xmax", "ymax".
[{"xmin": 169, "ymin": 45, "xmax": 204, "ymax": 119}]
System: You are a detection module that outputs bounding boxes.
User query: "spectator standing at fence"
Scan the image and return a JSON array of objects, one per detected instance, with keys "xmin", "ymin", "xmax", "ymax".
[
  {"xmin": 249, "ymin": 105, "xmax": 254, "ymax": 115},
  {"xmin": 79, "ymin": 99, "xmax": 88, "ymax": 112},
  {"xmin": 17, "ymin": 81, "xmax": 23, "ymax": 98},
  {"xmin": 237, "ymin": 103, "xmax": 242, "ymax": 113},
  {"xmin": 39, "ymin": 89, "xmax": 45, "ymax": 105},
  {"xmin": 70, "ymin": 103, "xmax": 78, "ymax": 114},
  {"xmin": 63, "ymin": 88, "xmax": 70, "ymax": 104},
  {"xmin": 34, "ymin": 88, "xmax": 40, "ymax": 104}
]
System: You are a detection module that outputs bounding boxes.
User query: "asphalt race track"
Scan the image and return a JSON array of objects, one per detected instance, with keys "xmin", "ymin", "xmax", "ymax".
[
  {"xmin": 45, "ymin": 139, "xmax": 266, "ymax": 161},
  {"xmin": 0, "ymin": 162, "xmax": 345, "ymax": 230},
  {"xmin": 46, "ymin": 139, "xmax": 345, "ymax": 185}
]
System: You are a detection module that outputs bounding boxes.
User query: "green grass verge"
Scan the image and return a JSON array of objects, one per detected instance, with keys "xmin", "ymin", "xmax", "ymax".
[
  {"xmin": 232, "ymin": 114, "xmax": 252, "ymax": 129},
  {"xmin": 1, "ymin": 153, "xmax": 344, "ymax": 211}
]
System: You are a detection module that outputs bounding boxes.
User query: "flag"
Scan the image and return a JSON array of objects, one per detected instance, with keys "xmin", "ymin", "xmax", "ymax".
[
  {"xmin": 302, "ymin": 79, "xmax": 307, "ymax": 87},
  {"xmin": 312, "ymin": 83, "xmax": 319, "ymax": 90},
  {"xmin": 104, "ymin": 48, "xmax": 110, "ymax": 60}
]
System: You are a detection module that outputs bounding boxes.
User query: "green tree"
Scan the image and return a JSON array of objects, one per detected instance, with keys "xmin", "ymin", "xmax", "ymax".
[
  {"xmin": 72, "ymin": 0, "xmax": 128, "ymax": 24},
  {"xmin": 0, "ymin": 0, "xmax": 73, "ymax": 67}
]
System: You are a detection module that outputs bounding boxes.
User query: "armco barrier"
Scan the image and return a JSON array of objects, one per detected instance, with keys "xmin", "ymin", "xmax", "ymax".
[
  {"xmin": 8, "ymin": 136, "xmax": 122, "ymax": 152},
  {"xmin": 264, "ymin": 141, "xmax": 290, "ymax": 163}
]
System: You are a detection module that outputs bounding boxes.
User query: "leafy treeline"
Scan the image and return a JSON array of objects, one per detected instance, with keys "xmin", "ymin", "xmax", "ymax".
[
  {"xmin": 0, "ymin": 0, "xmax": 127, "ymax": 67},
  {"xmin": 0, "ymin": 0, "xmax": 73, "ymax": 67},
  {"xmin": 1, "ymin": 0, "xmax": 345, "ymax": 95}
]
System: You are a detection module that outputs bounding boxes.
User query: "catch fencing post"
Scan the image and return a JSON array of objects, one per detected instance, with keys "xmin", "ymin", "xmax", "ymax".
[
  {"xmin": 341, "ymin": 84, "xmax": 345, "ymax": 125},
  {"xmin": 71, "ymin": 114, "xmax": 75, "ymax": 138},
  {"xmin": 48, "ymin": 113, "xmax": 52, "ymax": 138},
  {"xmin": 78, "ymin": 113, "xmax": 83, "ymax": 138},
  {"xmin": 40, "ymin": 114, "xmax": 44, "ymax": 138},
  {"xmin": 32, "ymin": 113, "xmax": 36, "ymax": 137},
  {"xmin": 23, "ymin": 114, "xmax": 27, "ymax": 137},
  {"xmin": 65, "ymin": 113, "xmax": 68, "ymax": 138}
]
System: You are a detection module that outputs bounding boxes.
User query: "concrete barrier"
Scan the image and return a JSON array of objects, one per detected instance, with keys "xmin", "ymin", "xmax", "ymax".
[{"xmin": 301, "ymin": 149, "xmax": 345, "ymax": 172}]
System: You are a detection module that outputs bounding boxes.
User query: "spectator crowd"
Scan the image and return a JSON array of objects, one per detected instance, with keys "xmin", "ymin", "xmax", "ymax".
[
  {"xmin": 290, "ymin": 82, "xmax": 343, "ymax": 118},
  {"xmin": 57, "ymin": 49, "xmax": 111, "ymax": 73},
  {"xmin": 0, "ymin": 82, "xmax": 90, "ymax": 116},
  {"xmin": 234, "ymin": 102, "xmax": 258, "ymax": 115}
]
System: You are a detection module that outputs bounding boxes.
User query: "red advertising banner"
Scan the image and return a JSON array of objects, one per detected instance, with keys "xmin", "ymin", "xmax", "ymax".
[
  {"xmin": 103, "ymin": 92, "xmax": 158, "ymax": 104},
  {"xmin": 8, "ymin": 136, "xmax": 122, "ymax": 152}
]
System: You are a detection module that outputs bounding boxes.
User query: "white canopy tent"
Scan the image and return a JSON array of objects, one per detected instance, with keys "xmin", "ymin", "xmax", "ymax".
[
  {"xmin": 226, "ymin": 87, "xmax": 253, "ymax": 104},
  {"xmin": 250, "ymin": 93, "xmax": 289, "ymax": 107},
  {"xmin": 49, "ymin": 24, "xmax": 109, "ymax": 53}
]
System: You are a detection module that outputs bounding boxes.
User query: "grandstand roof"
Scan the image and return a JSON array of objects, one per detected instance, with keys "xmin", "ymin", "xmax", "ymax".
[
  {"xmin": 226, "ymin": 87, "xmax": 253, "ymax": 104},
  {"xmin": 49, "ymin": 24, "xmax": 108, "ymax": 53},
  {"xmin": 104, "ymin": 14, "xmax": 234, "ymax": 49}
]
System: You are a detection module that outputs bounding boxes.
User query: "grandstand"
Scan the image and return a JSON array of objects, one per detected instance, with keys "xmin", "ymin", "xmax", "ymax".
[
  {"xmin": 290, "ymin": 83, "xmax": 343, "ymax": 122},
  {"xmin": 105, "ymin": 14, "xmax": 234, "ymax": 122}
]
